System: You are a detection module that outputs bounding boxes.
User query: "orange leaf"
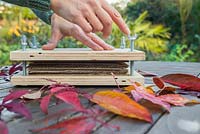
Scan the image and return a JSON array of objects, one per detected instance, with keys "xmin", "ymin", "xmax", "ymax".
[{"xmin": 91, "ymin": 90, "xmax": 152, "ymax": 123}]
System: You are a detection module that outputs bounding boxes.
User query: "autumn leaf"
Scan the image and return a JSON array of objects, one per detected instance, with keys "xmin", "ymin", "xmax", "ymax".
[
  {"xmin": 0, "ymin": 120, "xmax": 8, "ymax": 134},
  {"xmin": 158, "ymin": 94, "xmax": 200, "ymax": 106},
  {"xmin": 8, "ymin": 64, "xmax": 22, "ymax": 75},
  {"xmin": 91, "ymin": 90, "xmax": 152, "ymax": 123},
  {"xmin": 32, "ymin": 116, "xmax": 96, "ymax": 134},
  {"xmin": 137, "ymin": 70, "xmax": 158, "ymax": 77},
  {"xmin": 161, "ymin": 74, "xmax": 200, "ymax": 91},
  {"xmin": 55, "ymin": 91, "xmax": 84, "ymax": 111},
  {"xmin": 153, "ymin": 77, "xmax": 165, "ymax": 89},
  {"xmin": 4, "ymin": 101, "xmax": 32, "ymax": 119},
  {"xmin": 40, "ymin": 94, "xmax": 52, "ymax": 114},
  {"xmin": 131, "ymin": 83, "xmax": 171, "ymax": 111},
  {"xmin": 22, "ymin": 90, "xmax": 42, "ymax": 100},
  {"xmin": 124, "ymin": 82, "xmax": 154, "ymax": 94},
  {"xmin": 3, "ymin": 90, "xmax": 29, "ymax": 104}
]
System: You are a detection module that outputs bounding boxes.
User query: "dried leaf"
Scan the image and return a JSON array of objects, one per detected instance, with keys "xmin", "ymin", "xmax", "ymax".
[
  {"xmin": 3, "ymin": 90, "xmax": 29, "ymax": 104},
  {"xmin": 4, "ymin": 102, "xmax": 32, "ymax": 119},
  {"xmin": 0, "ymin": 120, "xmax": 8, "ymax": 134},
  {"xmin": 161, "ymin": 74, "xmax": 200, "ymax": 91},
  {"xmin": 40, "ymin": 95, "xmax": 52, "ymax": 114},
  {"xmin": 22, "ymin": 90, "xmax": 42, "ymax": 100},
  {"xmin": 153, "ymin": 77, "xmax": 165, "ymax": 89},
  {"xmin": 158, "ymin": 94, "xmax": 200, "ymax": 106},
  {"xmin": 32, "ymin": 116, "xmax": 96, "ymax": 134},
  {"xmin": 91, "ymin": 90, "xmax": 152, "ymax": 123},
  {"xmin": 137, "ymin": 70, "xmax": 158, "ymax": 77},
  {"xmin": 55, "ymin": 91, "xmax": 83, "ymax": 110},
  {"xmin": 131, "ymin": 84, "xmax": 171, "ymax": 111}
]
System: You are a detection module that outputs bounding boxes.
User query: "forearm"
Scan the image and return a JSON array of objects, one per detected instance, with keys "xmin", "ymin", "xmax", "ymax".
[{"xmin": 2, "ymin": 0, "xmax": 51, "ymax": 11}]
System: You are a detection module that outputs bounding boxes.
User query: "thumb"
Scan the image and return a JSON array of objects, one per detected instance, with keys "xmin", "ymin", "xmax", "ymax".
[{"xmin": 42, "ymin": 29, "xmax": 63, "ymax": 50}]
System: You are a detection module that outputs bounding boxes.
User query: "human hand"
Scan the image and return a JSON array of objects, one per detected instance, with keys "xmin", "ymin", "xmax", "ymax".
[
  {"xmin": 50, "ymin": 0, "xmax": 130, "ymax": 38},
  {"xmin": 42, "ymin": 14, "xmax": 114, "ymax": 51}
]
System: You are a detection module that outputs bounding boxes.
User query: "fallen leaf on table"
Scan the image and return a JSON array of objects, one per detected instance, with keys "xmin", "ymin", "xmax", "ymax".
[
  {"xmin": 8, "ymin": 64, "xmax": 22, "ymax": 75},
  {"xmin": 158, "ymin": 94, "xmax": 200, "ymax": 106},
  {"xmin": 3, "ymin": 101, "xmax": 32, "ymax": 119},
  {"xmin": 40, "ymin": 94, "xmax": 52, "ymax": 114},
  {"xmin": 22, "ymin": 90, "xmax": 42, "ymax": 100},
  {"xmin": 3, "ymin": 90, "xmax": 29, "ymax": 104},
  {"xmin": 153, "ymin": 77, "xmax": 165, "ymax": 89},
  {"xmin": 91, "ymin": 90, "xmax": 152, "ymax": 123},
  {"xmin": 161, "ymin": 74, "xmax": 200, "ymax": 91},
  {"xmin": 0, "ymin": 120, "xmax": 8, "ymax": 134},
  {"xmin": 55, "ymin": 91, "xmax": 84, "ymax": 111},
  {"xmin": 124, "ymin": 83, "xmax": 154, "ymax": 94},
  {"xmin": 137, "ymin": 70, "xmax": 158, "ymax": 77},
  {"xmin": 32, "ymin": 116, "xmax": 96, "ymax": 134},
  {"xmin": 131, "ymin": 85, "xmax": 171, "ymax": 111}
]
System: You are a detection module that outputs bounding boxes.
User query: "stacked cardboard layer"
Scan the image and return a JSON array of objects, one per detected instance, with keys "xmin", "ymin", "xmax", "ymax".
[{"xmin": 28, "ymin": 61, "xmax": 129, "ymax": 75}]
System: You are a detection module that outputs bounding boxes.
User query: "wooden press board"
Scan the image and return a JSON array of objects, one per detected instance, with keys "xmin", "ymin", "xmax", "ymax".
[
  {"xmin": 11, "ymin": 71, "xmax": 144, "ymax": 86},
  {"xmin": 10, "ymin": 48, "xmax": 145, "ymax": 61},
  {"xmin": 10, "ymin": 48, "xmax": 145, "ymax": 86}
]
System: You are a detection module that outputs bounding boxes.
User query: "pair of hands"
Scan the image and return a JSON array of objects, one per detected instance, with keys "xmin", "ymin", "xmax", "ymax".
[{"xmin": 42, "ymin": 0, "xmax": 130, "ymax": 51}]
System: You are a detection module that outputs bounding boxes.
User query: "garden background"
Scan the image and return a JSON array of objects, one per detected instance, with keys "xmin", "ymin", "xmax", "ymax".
[{"xmin": 0, "ymin": 0, "xmax": 199, "ymax": 66}]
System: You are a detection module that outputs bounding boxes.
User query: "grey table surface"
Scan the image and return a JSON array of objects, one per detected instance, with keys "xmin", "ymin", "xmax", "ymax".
[{"xmin": 0, "ymin": 61, "xmax": 200, "ymax": 134}]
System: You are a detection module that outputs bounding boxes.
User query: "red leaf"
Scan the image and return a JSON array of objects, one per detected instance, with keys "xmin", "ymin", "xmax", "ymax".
[
  {"xmin": 40, "ymin": 95, "xmax": 52, "ymax": 114},
  {"xmin": 3, "ymin": 90, "xmax": 29, "ymax": 104},
  {"xmin": 32, "ymin": 116, "xmax": 95, "ymax": 134},
  {"xmin": 55, "ymin": 91, "xmax": 83, "ymax": 110},
  {"xmin": 50, "ymin": 87, "xmax": 66, "ymax": 94},
  {"xmin": 60, "ymin": 118, "xmax": 96, "ymax": 134},
  {"xmin": 0, "ymin": 120, "xmax": 8, "ymax": 134},
  {"xmin": 137, "ymin": 70, "xmax": 158, "ymax": 77},
  {"xmin": 131, "ymin": 83, "xmax": 171, "ymax": 111},
  {"xmin": 158, "ymin": 94, "xmax": 200, "ymax": 106},
  {"xmin": 153, "ymin": 77, "xmax": 165, "ymax": 89},
  {"xmin": 4, "ymin": 102, "xmax": 32, "ymax": 119},
  {"xmin": 161, "ymin": 74, "xmax": 200, "ymax": 91},
  {"xmin": 9, "ymin": 64, "xmax": 22, "ymax": 75},
  {"xmin": 0, "ymin": 72, "xmax": 7, "ymax": 76}
]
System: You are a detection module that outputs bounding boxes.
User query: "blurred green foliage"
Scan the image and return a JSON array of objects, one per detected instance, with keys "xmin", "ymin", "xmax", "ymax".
[{"xmin": 0, "ymin": 0, "xmax": 200, "ymax": 66}]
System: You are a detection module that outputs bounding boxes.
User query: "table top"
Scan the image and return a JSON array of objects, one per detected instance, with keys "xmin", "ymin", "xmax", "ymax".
[{"xmin": 0, "ymin": 61, "xmax": 200, "ymax": 134}]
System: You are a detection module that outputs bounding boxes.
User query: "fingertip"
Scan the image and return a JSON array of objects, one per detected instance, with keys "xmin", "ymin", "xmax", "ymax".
[{"xmin": 42, "ymin": 43, "xmax": 56, "ymax": 50}]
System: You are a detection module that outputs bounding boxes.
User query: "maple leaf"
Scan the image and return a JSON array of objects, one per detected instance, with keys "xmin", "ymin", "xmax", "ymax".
[
  {"xmin": 3, "ymin": 90, "xmax": 29, "ymax": 104},
  {"xmin": 161, "ymin": 74, "xmax": 200, "ymax": 91},
  {"xmin": 0, "ymin": 120, "xmax": 8, "ymax": 134},
  {"xmin": 55, "ymin": 91, "xmax": 84, "ymax": 111},
  {"xmin": 40, "ymin": 94, "xmax": 52, "ymax": 114},
  {"xmin": 3, "ymin": 101, "xmax": 32, "ymax": 119},
  {"xmin": 131, "ymin": 83, "xmax": 171, "ymax": 111},
  {"xmin": 91, "ymin": 90, "xmax": 152, "ymax": 123},
  {"xmin": 158, "ymin": 94, "xmax": 200, "ymax": 106}
]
